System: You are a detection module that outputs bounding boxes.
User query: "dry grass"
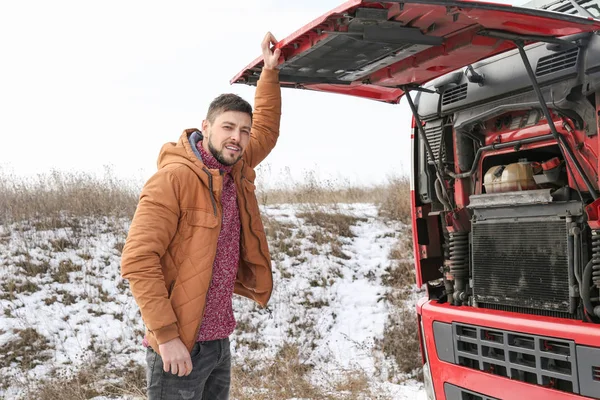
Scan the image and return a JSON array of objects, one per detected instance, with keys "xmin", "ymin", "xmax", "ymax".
[
  {"xmin": 256, "ymin": 171, "xmax": 411, "ymax": 226},
  {"xmin": 0, "ymin": 169, "xmax": 410, "ymax": 226},
  {"xmin": 381, "ymin": 236, "xmax": 416, "ymax": 303},
  {"xmin": 376, "ymin": 237, "xmax": 422, "ymax": 380},
  {"xmin": 15, "ymin": 258, "xmax": 50, "ymax": 277},
  {"xmin": 256, "ymin": 171, "xmax": 384, "ymax": 205},
  {"xmin": 297, "ymin": 211, "xmax": 367, "ymax": 239},
  {"xmin": 377, "ymin": 176, "xmax": 412, "ymax": 224},
  {"xmin": 22, "ymin": 354, "xmax": 146, "ymax": 400},
  {"xmin": 0, "ymin": 279, "xmax": 41, "ymax": 301},
  {"xmin": 0, "ymin": 168, "xmax": 140, "ymax": 227},
  {"xmin": 51, "ymin": 259, "xmax": 82, "ymax": 284},
  {"xmin": 382, "ymin": 260, "xmax": 415, "ymax": 291},
  {"xmin": 332, "ymin": 370, "xmax": 370, "ymax": 394},
  {"xmin": 0, "ymin": 328, "xmax": 53, "ymax": 375},
  {"xmin": 231, "ymin": 343, "xmax": 384, "ymax": 400},
  {"xmin": 377, "ymin": 307, "xmax": 422, "ymax": 376}
]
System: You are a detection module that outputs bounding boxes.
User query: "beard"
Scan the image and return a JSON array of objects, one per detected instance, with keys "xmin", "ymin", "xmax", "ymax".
[{"xmin": 207, "ymin": 137, "xmax": 241, "ymax": 166}]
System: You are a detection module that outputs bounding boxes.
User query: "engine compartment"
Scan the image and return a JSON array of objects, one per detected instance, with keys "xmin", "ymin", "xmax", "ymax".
[{"xmin": 411, "ymin": 36, "xmax": 600, "ymax": 323}]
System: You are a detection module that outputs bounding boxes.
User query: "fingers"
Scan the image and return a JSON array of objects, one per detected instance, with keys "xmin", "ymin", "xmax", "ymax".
[
  {"xmin": 162, "ymin": 358, "xmax": 192, "ymax": 376},
  {"xmin": 262, "ymin": 31, "xmax": 281, "ymax": 70},
  {"xmin": 158, "ymin": 338, "xmax": 194, "ymax": 377},
  {"xmin": 182, "ymin": 358, "xmax": 193, "ymax": 377},
  {"xmin": 262, "ymin": 31, "xmax": 279, "ymax": 51},
  {"xmin": 185, "ymin": 354, "xmax": 193, "ymax": 375},
  {"xmin": 163, "ymin": 361, "xmax": 176, "ymax": 374},
  {"xmin": 177, "ymin": 360, "xmax": 186, "ymax": 377}
]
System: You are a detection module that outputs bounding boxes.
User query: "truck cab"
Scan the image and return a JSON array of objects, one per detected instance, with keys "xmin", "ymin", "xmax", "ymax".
[{"xmin": 234, "ymin": 1, "xmax": 600, "ymax": 398}]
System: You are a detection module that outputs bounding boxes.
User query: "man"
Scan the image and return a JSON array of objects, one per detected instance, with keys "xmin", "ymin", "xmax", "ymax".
[{"xmin": 120, "ymin": 32, "xmax": 282, "ymax": 399}]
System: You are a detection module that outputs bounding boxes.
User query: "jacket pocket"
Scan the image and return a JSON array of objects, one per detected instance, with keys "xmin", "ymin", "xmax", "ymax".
[
  {"xmin": 178, "ymin": 209, "xmax": 219, "ymax": 260},
  {"xmin": 186, "ymin": 209, "xmax": 218, "ymax": 228}
]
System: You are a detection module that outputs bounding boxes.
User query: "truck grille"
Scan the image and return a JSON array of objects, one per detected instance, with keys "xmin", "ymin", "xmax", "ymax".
[
  {"xmin": 535, "ymin": 47, "xmax": 579, "ymax": 77},
  {"xmin": 472, "ymin": 219, "xmax": 571, "ymax": 314},
  {"xmin": 424, "ymin": 122, "xmax": 444, "ymax": 164},
  {"xmin": 442, "ymin": 83, "xmax": 467, "ymax": 106},
  {"xmin": 453, "ymin": 323, "xmax": 579, "ymax": 394}
]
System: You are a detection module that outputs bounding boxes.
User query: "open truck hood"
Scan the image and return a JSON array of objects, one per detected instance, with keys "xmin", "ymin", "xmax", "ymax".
[{"xmin": 231, "ymin": 0, "xmax": 600, "ymax": 103}]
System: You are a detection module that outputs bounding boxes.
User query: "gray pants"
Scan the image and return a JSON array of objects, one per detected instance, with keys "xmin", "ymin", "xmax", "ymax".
[{"xmin": 146, "ymin": 338, "xmax": 231, "ymax": 400}]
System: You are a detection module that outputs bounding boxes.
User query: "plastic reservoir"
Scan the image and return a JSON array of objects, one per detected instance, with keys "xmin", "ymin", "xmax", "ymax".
[{"xmin": 484, "ymin": 160, "xmax": 538, "ymax": 193}]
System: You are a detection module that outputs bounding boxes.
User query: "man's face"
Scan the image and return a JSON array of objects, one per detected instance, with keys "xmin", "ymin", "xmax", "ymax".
[{"xmin": 202, "ymin": 111, "xmax": 252, "ymax": 166}]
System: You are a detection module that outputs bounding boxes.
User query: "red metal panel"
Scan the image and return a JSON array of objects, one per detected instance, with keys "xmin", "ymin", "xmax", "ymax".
[
  {"xmin": 232, "ymin": 0, "xmax": 600, "ymax": 103},
  {"xmin": 418, "ymin": 299, "xmax": 600, "ymax": 399}
]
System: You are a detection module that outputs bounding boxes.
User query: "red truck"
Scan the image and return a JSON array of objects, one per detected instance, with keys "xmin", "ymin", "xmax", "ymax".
[{"xmin": 233, "ymin": 1, "xmax": 600, "ymax": 398}]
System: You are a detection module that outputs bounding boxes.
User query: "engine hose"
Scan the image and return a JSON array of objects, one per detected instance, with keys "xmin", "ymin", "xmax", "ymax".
[
  {"xmin": 593, "ymin": 231, "xmax": 600, "ymax": 289},
  {"xmin": 449, "ymin": 231, "xmax": 469, "ymax": 305},
  {"xmin": 442, "ymin": 229, "xmax": 454, "ymax": 305},
  {"xmin": 435, "ymin": 179, "xmax": 452, "ymax": 211},
  {"xmin": 581, "ymin": 259, "xmax": 600, "ymax": 317}
]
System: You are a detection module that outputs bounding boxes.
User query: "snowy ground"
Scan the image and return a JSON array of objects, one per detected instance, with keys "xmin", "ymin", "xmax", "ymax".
[{"xmin": 0, "ymin": 203, "xmax": 425, "ymax": 399}]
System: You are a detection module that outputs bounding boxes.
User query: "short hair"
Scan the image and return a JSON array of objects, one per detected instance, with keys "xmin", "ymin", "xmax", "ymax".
[{"xmin": 206, "ymin": 94, "xmax": 253, "ymax": 123}]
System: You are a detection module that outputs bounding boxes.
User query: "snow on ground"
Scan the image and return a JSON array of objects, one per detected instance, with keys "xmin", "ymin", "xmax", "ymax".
[{"xmin": 0, "ymin": 204, "xmax": 425, "ymax": 399}]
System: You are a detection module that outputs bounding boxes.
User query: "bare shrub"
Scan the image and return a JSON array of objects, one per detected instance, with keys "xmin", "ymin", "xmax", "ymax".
[
  {"xmin": 377, "ymin": 237, "xmax": 422, "ymax": 380},
  {"xmin": 23, "ymin": 356, "xmax": 145, "ymax": 400},
  {"xmin": 0, "ymin": 328, "xmax": 53, "ymax": 372},
  {"xmin": 51, "ymin": 259, "xmax": 82, "ymax": 284},
  {"xmin": 256, "ymin": 169, "xmax": 410, "ymax": 211},
  {"xmin": 49, "ymin": 237, "xmax": 78, "ymax": 252},
  {"xmin": 382, "ymin": 260, "xmax": 415, "ymax": 290},
  {"xmin": 333, "ymin": 369, "xmax": 370, "ymax": 394},
  {"xmin": 231, "ymin": 343, "xmax": 386, "ymax": 400},
  {"xmin": 0, "ymin": 168, "xmax": 140, "ymax": 226},
  {"xmin": 257, "ymin": 170, "xmax": 379, "ymax": 205},
  {"xmin": 377, "ymin": 176, "xmax": 411, "ymax": 224},
  {"xmin": 297, "ymin": 211, "xmax": 366, "ymax": 238},
  {"xmin": 261, "ymin": 214, "xmax": 302, "ymax": 259},
  {"xmin": 15, "ymin": 258, "xmax": 49, "ymax": 277},
  {"xmin": 0, "ymin": 279, "xmax": 41, "ymax": 300},
  {"xmin": 377, "ymin": 307, "xmax": 422, "ymax": 376},
  {"xmin": 231, "ymin": 343, "xmax": 320, "ymax": 399}
]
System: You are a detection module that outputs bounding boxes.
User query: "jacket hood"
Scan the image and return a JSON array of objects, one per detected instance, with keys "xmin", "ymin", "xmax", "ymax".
[{"xmin": 156, "ymin": 128, "xmax": 219, "ymax": 187}]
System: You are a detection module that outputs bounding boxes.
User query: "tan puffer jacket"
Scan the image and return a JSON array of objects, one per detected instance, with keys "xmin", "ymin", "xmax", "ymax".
[{"xmin": 121, "ymin": 69, "xmax": 281, "ymax": 354}]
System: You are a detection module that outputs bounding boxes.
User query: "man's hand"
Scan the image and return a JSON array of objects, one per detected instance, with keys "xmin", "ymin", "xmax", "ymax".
[
  {"xmin": 262, "ymin": 32, "xmax": 281, "ymax": 70},
  {"xmin": 158, "ymin": 337, "xmax": 192, "ymax": 377}
]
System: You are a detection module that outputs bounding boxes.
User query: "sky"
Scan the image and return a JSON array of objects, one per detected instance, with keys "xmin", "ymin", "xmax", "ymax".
[{"xmin": 0, "ymin": 0, "xmax": 521, "ymax": 187}]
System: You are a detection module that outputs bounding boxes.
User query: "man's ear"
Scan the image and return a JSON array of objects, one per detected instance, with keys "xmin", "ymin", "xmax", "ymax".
[{"xmin": 201, "ymin": 119, "xmax": 209, "ymax": 134}]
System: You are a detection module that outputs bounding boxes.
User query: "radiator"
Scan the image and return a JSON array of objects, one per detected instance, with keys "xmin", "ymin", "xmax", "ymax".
[{"xmin": 471, "ymin": 218, "xmax": 571, "ymax": 314}]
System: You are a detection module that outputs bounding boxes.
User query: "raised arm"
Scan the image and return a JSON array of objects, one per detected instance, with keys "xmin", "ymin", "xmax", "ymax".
[{"xmin": 243, "ymin": 32, "xmax": 282, "ymax": 169}]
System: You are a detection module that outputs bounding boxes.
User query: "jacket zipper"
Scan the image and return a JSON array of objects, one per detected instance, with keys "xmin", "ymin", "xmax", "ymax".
[{"xmin": 202, "ymin": 167, "xmax": 218, "ymax": 216}]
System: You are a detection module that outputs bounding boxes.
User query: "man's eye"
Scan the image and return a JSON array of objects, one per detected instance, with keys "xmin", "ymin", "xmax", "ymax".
[
  {"xmin": 223, "ymin": 126, "xmax": 232, "ymax": 130},
  {"xmin": 241, "ymin": 130, "xmax": 250, "ymax": 135}
]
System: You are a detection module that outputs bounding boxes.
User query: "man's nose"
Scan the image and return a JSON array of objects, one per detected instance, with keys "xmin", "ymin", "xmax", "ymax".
[{"xmin": 230, "ymin": 129, "xmax": 241, "ymax": 142}]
